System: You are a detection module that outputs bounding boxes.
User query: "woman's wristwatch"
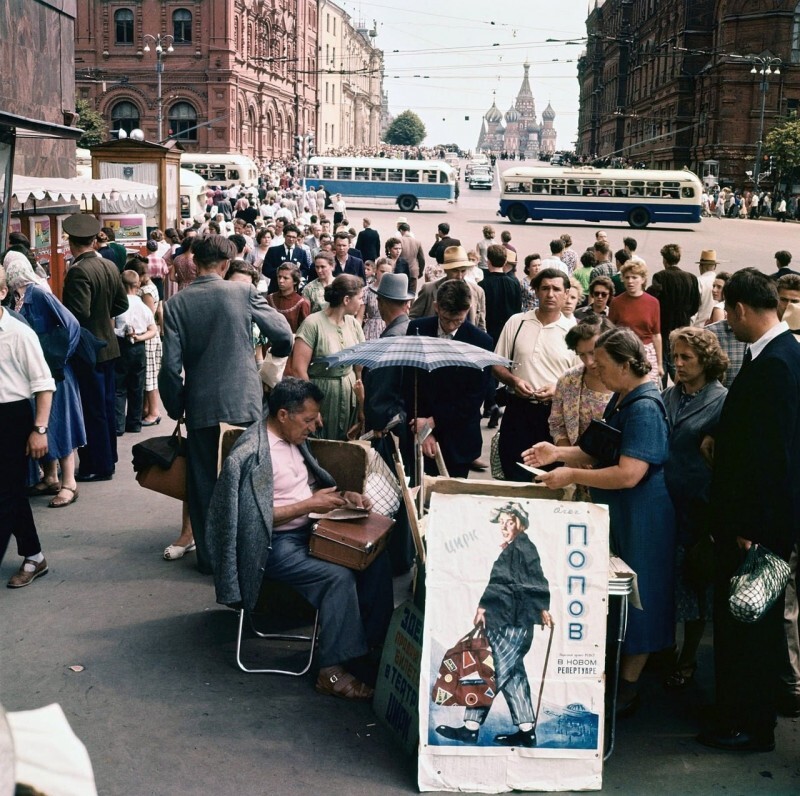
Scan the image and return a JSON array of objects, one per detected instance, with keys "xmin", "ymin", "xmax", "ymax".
[{"xmin": 34, "ymin": 426, "xmax": 48, "ymax": 435}]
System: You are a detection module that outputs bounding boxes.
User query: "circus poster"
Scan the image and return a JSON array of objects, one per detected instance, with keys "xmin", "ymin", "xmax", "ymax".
[{"xmin": 419, "ymin": 493, "xmax": 609, "ymax": 793}]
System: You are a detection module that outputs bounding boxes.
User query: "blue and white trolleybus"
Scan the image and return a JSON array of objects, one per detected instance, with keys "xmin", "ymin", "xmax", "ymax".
[
  {"xmin": 306, "ymin": 156, "xmax": 455, "ymax": 212},
  {"xmin": 497, "ymin": 166, "xmax": 702, "ymax": 228}
]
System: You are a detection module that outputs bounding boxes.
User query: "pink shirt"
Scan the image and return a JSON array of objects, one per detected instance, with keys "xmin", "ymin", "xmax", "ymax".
[{"xmin": 268, "ymin": 429, "xmax": 317, "ymax": 530}]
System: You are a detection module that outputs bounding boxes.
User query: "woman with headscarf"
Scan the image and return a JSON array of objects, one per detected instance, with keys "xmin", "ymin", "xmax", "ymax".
[{"xmin": 3, "ymin": 252, "xmax": 86, "ymax": 508}]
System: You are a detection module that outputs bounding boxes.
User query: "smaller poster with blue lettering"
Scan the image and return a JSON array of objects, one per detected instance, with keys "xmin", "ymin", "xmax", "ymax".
[{"xmin": 419, "ymin": 493, "xmax": 609, "ymax": 792}]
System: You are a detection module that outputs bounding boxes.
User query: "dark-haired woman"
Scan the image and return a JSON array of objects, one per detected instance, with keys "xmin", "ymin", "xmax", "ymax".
[
  {"xmin": 525, "ymin": 327, "xmax": 675, "ymax": 713},
  {"xmin": 266, "ymin": 263, "xmax": 310, "ymax": 334},
  {"xmin": 549, "ymin": 315, "xmax": 613, "ymax": 499},
  {"xmin": 290, "ymin": 274, "xmax": 365, "ymax": 440}
]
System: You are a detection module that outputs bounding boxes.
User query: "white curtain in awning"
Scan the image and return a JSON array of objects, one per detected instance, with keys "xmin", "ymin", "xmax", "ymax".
[{"xmin": 11, "ymin": 175, "xmax": 158, "ymax": 205}]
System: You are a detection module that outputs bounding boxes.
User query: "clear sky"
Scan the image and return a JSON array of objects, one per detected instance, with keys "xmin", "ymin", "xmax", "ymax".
[{"xmin": 338, "ymin": 0, "xmax": 590, "ymax": 151}]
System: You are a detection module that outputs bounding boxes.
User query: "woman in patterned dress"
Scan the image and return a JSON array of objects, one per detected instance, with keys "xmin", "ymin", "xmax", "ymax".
[
  {"xmin": 548, "ymin": 315, "xmax": 613, "ymax": 500},
  {"xmin": 362, "ymin": 258, "xmax": 392, "ymax": 340}
]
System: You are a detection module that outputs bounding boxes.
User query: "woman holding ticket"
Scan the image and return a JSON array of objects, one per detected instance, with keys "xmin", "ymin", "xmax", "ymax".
[{"xmin": 523, "ymin": 327, "xmax": 675, "ymax": 716}]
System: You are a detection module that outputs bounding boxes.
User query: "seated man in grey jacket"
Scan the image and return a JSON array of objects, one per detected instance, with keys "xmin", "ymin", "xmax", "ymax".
[{"xmin": 206, "ymin": 378, "xmax": 393, "ymax": 700}]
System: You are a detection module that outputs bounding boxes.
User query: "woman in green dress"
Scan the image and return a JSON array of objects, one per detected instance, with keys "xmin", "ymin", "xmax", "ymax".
[
  {"xmin": 291, "ymin": 273, "xmax": 365, "ymax": 440},
  {"xmin": 302, "ymin": 251, "xmax": 336, "ymax": 313}
]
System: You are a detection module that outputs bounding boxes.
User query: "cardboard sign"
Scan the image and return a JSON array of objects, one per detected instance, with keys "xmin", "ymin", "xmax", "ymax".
[
  {"xmin": 374, "ymin": 600, "xmax": 423, "ymax": 756},
  {"xmin": 419, "ymin": 493, "xmax": 609, "ymax": 792}
]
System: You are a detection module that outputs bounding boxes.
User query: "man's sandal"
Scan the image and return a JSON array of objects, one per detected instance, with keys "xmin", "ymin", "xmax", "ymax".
[{"xmin": 315, "ymin": 667, "xmax": 374, "ymax": 701}]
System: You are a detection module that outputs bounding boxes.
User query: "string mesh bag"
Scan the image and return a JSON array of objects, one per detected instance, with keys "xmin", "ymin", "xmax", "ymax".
[{"xmin": 729, "ymin": 544, "xmax": 791, "ymax": 623}]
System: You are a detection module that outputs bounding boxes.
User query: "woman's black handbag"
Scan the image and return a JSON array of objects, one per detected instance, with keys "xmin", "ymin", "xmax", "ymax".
[
  {"xmin": 577, "ymin": 393, "xmax": 666, "ymax": 467},
  {"xmin": 578, "ymin": 419, "xmax": 621, "ymax": 467}
]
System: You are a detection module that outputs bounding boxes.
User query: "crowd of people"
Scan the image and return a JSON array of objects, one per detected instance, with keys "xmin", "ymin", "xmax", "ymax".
[{"xmin": 1, "ymin": 181, "xmax": 799, "ymax": 754}]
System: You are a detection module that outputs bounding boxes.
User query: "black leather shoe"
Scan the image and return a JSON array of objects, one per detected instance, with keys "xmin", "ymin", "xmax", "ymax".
[
  {"xmin": 76, "ymin": 472, "xmax": 114, "ymax": 483},
  {"xmin": 696, "ymin": 728, "xmax": 775, "ymax": 752},
  {"xmin": 494, "ymin": 728, "xmax": 536, "ymax": 747},
  {"xmin": 435, "ymin": 725, "xmax": 479, "ymax": 744},
  {"xmin": 777, "ymin": 693, "xmax": 800, "ymax": 718},
  {"xmin": 487, "ymin": 406, "xmax": 501, "ymax": 429}
]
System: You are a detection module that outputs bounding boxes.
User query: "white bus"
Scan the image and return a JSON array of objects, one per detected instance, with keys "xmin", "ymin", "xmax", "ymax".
[
  {"xmin": 180, "ymin": 153, "xmax": 259, "ymax": 188},
  {"xmin": 498, "ymin": 166, "xmax": 703, "ymax": 228},
  {"xmin": 305, "ymin": 156, "xmax": 455, "ymax": 212}
]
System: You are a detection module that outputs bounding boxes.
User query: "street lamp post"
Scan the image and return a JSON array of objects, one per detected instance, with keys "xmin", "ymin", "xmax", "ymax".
[
  {"xmin": 142, "ymin": 33, "xmax": 174, "ymax": 142},
  {"xmin": 750, "ymin": 55, "xmax": 782, "ymax": 187}
]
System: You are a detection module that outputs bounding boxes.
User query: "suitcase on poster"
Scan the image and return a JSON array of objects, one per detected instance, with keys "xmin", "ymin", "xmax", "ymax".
[
  {"xmin": 431, "ymin": 627, "xmax": 496, "ymax": 708},
  {"xmin": 309, "ymin": 512, "xmax": 395, "ymax": 570}
]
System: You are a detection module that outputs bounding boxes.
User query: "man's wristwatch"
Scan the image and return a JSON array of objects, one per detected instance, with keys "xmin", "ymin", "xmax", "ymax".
[{"xmin": 34, "ymin": 426, "xmax": 48, "ymax": 435}]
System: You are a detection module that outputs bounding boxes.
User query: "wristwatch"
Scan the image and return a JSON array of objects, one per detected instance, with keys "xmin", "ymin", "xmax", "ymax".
[{"xmin": 34, "ymin": 426, "xmax": 48, "ymax": 435}]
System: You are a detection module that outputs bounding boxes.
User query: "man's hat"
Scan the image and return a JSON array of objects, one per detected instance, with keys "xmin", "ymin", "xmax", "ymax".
[
  {"xmin": 696, "ymin": 249, "xmax": 718, "ymax": 264},
  {"xmin": 396, "ymin": 216, "xmax": 408, "ymax": 226},
  {"xmin": 442, "ymin": 245, "xmax": 471, "ymax": 270},
  {"xmin": 489, "ymin": 501, "xmax": 529, "ymax": 530},
  {"xmin": 370, "ymin": 272, "xmax": 415, "ymax": 301},
  {"xmin": 62, "ymin": 213, "xmax": 100, "ymax": 238}
]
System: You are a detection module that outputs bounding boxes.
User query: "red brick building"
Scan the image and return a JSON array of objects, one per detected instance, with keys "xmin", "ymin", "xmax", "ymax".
[
  {"xmin": 75, "ymin": 1, "xmax": 319, "ymax": 160},
  {"xmin": 577, "ymin": 0, "xmax": 800, "ymax": 186}
]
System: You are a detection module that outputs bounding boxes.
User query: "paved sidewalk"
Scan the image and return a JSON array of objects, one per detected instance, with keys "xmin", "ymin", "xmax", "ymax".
[{"xmin": 2, "ymin": 423, "xmax": 798, "ymax": 795}]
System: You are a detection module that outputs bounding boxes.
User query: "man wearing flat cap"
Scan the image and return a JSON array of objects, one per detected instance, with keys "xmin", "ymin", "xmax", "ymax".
[
  {"xmin": 435, "ymin": 502, "xmax": 553, "ymax": 748},
  {"xmin": 61, "ymin": 213, "xmax": 128, "ymax": 481}
]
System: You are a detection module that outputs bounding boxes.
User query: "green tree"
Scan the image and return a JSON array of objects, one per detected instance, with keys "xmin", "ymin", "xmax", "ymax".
[
  {"xmin": 384, "ymin": 110, "xmax": 426, "ymax": 146},
  {"xmin": 75, "ymin": 98, "xmax": 107, "ymax": 148},
  {"xmin": 764, "ymin": 114, "xmax": 800, "ymax": 190}
]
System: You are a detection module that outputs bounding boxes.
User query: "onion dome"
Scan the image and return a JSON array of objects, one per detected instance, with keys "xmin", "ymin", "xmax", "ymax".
[
  {"xmin": 505, "ymin": 104, "xmax": 520, "ymax": 123},
  {"xmin": 542, "ymin": 102, "xmax": 556, "ymax": 121},
  {"xmin": 485, "ymin": 101, "xmax": 503, "ymax": 124}
]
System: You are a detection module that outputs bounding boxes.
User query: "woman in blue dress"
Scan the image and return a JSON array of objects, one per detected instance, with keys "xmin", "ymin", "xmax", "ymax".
[
  {"xmin": 524, "ymin": 327, "xmax": 676, "ymax": 714},
  {"xmin": 5, "ymin": 254, "xmax": 86, "ymax": 508}
]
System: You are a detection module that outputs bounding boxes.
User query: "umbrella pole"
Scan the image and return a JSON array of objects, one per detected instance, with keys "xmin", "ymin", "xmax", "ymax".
[{"xmin": 414, "ymin": 371, "xmax": 424, "ymax": 517}]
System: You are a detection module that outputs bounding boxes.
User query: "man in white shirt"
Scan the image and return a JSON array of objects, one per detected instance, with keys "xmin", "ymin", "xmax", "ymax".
[
  {"xmin": 540, "ymin": 239, "xmax": 569, "ymax": 274},
  {"xmin": 0, "ymin": 265, "xmax": 55, "ymax": 588},
  {"xmin": 492, "ymin": 268, "xmax": 578, "ymax": 481},
  {"xmin": 693, "ymin": 250, "xmax": 718, "ymax": 326},
  {"xmin": 114, "ymin": 270, "xmax": 157, "ymax": 435}
]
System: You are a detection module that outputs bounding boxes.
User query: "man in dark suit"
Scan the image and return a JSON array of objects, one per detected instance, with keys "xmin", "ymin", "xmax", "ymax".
[
  {"xmin": 407, "ymin": 280, "xmax": 493, "ymax": 478},
  {"xmin": 428, "ymin": 222, "xmax": 461, "ymax": 265},
  {"xmin": 647, "ymin": 243, "xmax": 700, "ymax": 385},
  {"xmin": 770, "ymin": 249, "xmax": 800, "ymax": 280},
  {"xmin": 698, "ymin": 268, "xmax": 800, "ymax": 753},
  {"xmin": 61, "ymin": 213, "xmax": 129, "ymax": 482},
  {"xmin": 481, "ymin": 244, "xmax": 522, "ymax": 428},
  {"xmin": 262, "ymin": 223, "xmax": 312, "ymax": 292},
  {"xmin": 160, "ymin": 235, "xmax": 294, "ymax": 574},
  {"xmin": 332, "ymin": 231, "xmax": 365, "ymax": 281},
  {"xmin": 362, "ymin": 273, "xmax": 415, "ymax": 573},
  {"xmin": 355, "ymin": 218, "xmax": 381, "ymax": 263}
]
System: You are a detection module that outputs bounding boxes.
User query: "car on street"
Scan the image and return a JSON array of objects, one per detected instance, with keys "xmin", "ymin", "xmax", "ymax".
[{"xmin": 468, "ymin": 167, "xmax": 493, "ymax": 189}]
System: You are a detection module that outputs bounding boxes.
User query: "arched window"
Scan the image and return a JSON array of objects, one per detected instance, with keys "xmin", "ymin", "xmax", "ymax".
[
  {"xmin": 115, "ymin": 9, "xmax": 134, "ymax": 45},
  {"xmin": 168, "ymin": 102, "xmax": 197, "ymax": 140},
  {"xmin": 793, "ymin": 2, "xmax": 800, "ymax": 63},
  {"xmin": 110, "ymin": 100, "xmax": 140, "ymax": 134},
  {"xmin": 173, "ymin": 9, "xmax": 192, "ymax": 44}
]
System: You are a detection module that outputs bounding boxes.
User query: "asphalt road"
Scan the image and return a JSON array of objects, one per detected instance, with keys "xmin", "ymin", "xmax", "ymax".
[{"xmin": 2, "ymin": 176, "xmax": 799, "ymax": 794}]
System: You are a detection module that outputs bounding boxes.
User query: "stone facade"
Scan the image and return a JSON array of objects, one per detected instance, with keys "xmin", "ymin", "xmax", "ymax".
[
  {"xmin": 577, "ymin": 0, "xmax": 800, "ymax": 185},
  {"xmin": 2, "ymin": 0, "xmax": 77, "ymax": 177},
  {"xmin": 317, "ymin": 0, "xmax": 383, "ymax": 153},
  {"xmin": 476, "ymin": 62, "xmax": 557, "ymax": 157},
  {"xmin": 74, "ymin": 0, "xmax": 319, "ymax": 160}
]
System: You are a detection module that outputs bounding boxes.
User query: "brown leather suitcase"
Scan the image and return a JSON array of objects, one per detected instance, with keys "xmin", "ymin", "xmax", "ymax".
[{"xmin": 309, "ymin": 512, "xmax": 394, "ymax": 570}]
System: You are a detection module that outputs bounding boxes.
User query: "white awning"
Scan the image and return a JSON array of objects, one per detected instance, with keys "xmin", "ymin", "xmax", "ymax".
[{"xmin": 11, "ymin": 175, "xmax": 158, "ymax": 205}]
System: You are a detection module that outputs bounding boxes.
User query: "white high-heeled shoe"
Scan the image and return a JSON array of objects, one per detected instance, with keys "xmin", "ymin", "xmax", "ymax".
[{"xmin": 163, "ymin": 541, "xmax": 197, "ymax": 560}]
